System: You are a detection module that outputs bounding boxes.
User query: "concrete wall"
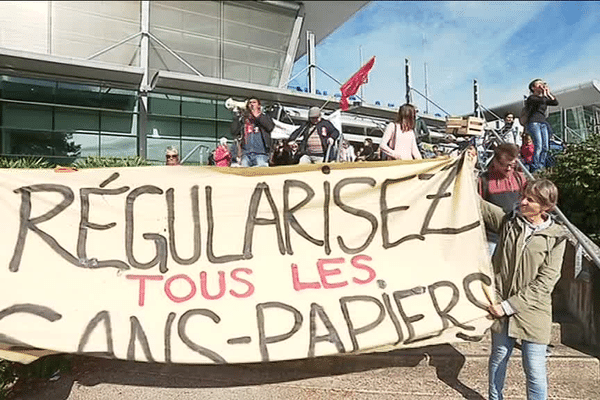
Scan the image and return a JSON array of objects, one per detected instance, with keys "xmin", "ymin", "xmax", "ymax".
[{"xmin": 554, "ymin": 238, "xmax": 600, "ymax": 350}]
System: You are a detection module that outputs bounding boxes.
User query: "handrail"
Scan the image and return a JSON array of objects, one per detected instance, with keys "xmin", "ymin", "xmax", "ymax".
[
  {"xmin": 478, "ymin": 103, "xmax": 502, "ymax": 121},
  {"xmin": 181, "ymin": 144, "xmax": 208, "ymax": 164},
  {"xmin": 409, "ymin": 87, "xmax": 451, "ymax": 116}
]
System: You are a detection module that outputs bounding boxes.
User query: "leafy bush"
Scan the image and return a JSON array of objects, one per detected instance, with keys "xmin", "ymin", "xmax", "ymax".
[
  {"xmin": 0, "ymin": 360, "xmax": 18, "ymax": 399},
  {"xmin": 0, "ymin": 356, "xmax": 71, "ymax": 399},
  {"xmin": 0, "ymin": 155, "xmax": 151, "ymax": 170},
  {"xmin": 0, "ymin": 157, "xmax": 53, "ymax": 169},
  {"xmin": 73, "ymin": 155, "xmax": 150, "ymax": 169},
  {"xmin": 543, "ymin": 132, "xmax": 600, "ymax": 245}
]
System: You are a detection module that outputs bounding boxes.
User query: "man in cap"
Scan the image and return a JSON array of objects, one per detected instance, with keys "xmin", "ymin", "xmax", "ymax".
[{"xmin": 288, "ymin": 106, "xmax": 340, "ymax": 164}]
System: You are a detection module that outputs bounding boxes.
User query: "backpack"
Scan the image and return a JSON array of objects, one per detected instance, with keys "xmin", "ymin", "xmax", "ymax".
[
  {"xmin": 380, "ymin": 123, "xmax": 397, "ymax": 161},
  {"xmin": 519, "ymin": 105, "xmax": 530, "ymax": 127}
]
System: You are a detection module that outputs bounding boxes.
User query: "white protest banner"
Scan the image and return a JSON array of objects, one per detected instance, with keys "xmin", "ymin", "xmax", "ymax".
[
  {"xmin": 0, "ymin": 156, "xmax": 494, "ymax": 364},
  {"xmin": 269, "ymin": 109, "xmax": 342, "ymax": 140},
  {"xmin": 270, "ymin": 119, "xmax": 297, "ymax": 140}
]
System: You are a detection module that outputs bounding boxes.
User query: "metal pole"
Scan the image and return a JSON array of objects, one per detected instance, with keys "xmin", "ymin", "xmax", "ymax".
[
  {"xmin": 87, "ymin": 32, "xmax": 143, "ymax": 61},
  {"xmin": 138, "ymin": 0, "xmax": 150, "ymax": 159},
  {"xmin": 324, "ymin": 143, "xmax": 332, "ymax": 163},
  {"xmin": 283, "ymin": 65, "xmax": 310, "ymax": 89},
  {"xmin": 181, "ymin": 144, "xmax": 208, "ymax": 164},
  {"xmin": 479, "ymin": 103, "xmax": 502, "ymax": 121},
  {"xmin": 405, "ymin": 59, "xmax": 412, "ymax": 104},
  {"xmin": 307, "ymin": 31, "xmax": 316, "ymax": 95},
  {"xmin": 278, "ymin": 11, "xmax": 304, "ymax": 88},
  {"xmin": 473, "ymin": 79, "xmax": 480, "ymax": 118},
  {"xmin": 424, "ymin": 62, "xmax": 429, "ymax": 114},
  {"xmin": 315, "ymin": 65, "xmax": 344, "ymax": 86},
  {"xmin": 410, "ymin": 87, "xmax": 451, "ymax": 116},
  {"xmin": 359, "ymin": 46, "xmax": 364, "ymax": 101},
  {"xmin": 148, "ymin": 32, "xmax": 203, "ymax": 77}
]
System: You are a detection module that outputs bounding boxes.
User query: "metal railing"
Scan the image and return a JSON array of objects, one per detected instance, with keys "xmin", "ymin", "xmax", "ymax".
[{"xmin": 181, "ymin": 144, "xmax": 209, "ymax": 164}]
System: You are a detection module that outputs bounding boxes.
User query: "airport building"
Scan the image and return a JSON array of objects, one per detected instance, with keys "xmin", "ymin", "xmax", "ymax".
[{"xmin": 0, "ymin": 0, "xmax": 387, "ymax": 165}]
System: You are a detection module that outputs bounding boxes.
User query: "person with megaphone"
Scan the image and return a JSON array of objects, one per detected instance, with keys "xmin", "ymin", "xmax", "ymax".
[{"xmin": 230, "ymin": 96, "xmax": 274, "ymax": 167}]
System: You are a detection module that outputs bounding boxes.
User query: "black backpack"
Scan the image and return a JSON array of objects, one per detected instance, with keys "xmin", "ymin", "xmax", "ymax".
[{"xmin": 519, "ymin": 104, "xmax": 531, "ymax": 127}]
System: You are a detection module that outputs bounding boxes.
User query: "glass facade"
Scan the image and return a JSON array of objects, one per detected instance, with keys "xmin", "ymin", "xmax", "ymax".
[
  {"xmin": 0, "ymin": 76, "xmax": 137, "ymax": 164},
  {"xmin": 149, "ymin": 1, "xmax": 296, "ymax": 85},
  {"xmin": 0, "ymin": 1, "xmax": 299, "ymax": 164},
  {"xmin": 146, "ymin": 92, "xmax": 233, "ymax": 164},
  {"xmin": 0, "ymin": 75, "xmax": 235, "ymax": 165},
  {"xmin": 0, "ymin": 1, "xmax": 297, "ymax": 85},
  {"xmin": 547, "ymin": 105, "xmax": 600, "ymax": 144}
]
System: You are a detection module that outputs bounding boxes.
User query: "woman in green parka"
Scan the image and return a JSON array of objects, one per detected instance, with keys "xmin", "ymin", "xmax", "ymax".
[{"xmin": 481, "ymin": 178, "xmax": 567, "ymax": 400}]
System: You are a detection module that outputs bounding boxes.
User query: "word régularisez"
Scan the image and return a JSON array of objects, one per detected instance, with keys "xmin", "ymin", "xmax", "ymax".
[{"xmin": 9, "ymin": 170, "xmax": 477, "ymax": 274}]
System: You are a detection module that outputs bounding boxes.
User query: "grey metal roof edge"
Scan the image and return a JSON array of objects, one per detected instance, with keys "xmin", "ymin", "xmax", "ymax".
[
  {"xmin": 484, "ymin": 80, "xmax": 600, "ymax": 120},
  {"xmin": 553, "ymin": 79, "xmax": 600, "ymax": 96},
  {"xmin": 151, "ymin": 70, "xmax": 401, "ymax": 119},
  {"xmin": 295, "ymin": 1, "xmax": 371, "ymax": 61},
  {"xmin": 0, "ymin": 47, "xmax": 144, "ymax": 86}
]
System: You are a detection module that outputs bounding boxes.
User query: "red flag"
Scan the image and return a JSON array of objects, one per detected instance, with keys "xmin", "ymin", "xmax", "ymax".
[{"xmin": 339, "ymin": 56, "xmax": 375, "ymax": 111}]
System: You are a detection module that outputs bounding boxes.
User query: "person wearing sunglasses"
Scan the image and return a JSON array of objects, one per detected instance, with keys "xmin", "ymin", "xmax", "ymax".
[{"xmin": 165, "ymin": 146, "xmax": 180, "ymax": 166}]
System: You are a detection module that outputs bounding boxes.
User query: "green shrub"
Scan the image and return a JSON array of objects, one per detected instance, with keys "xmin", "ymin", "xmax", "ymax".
[
  {"xmin": 0, "ymin": 355, "xmax": 72, "ymax": 399},
  {"xmin": 544, "ymin": 132, "xmax": 600, "ymax": 245},
  {"xmin": 0, "ymin": 155, "xmax": 151, "ymax": 170},
  {"xmin": 0, "ymin": 359, "xmax": 18, "ymax": 399},
  {"xmin": 73, "ymin": 155, "xmax": 151, "ymax": 169},
  {"xmin": 0, "ymin": 157, "xmax": 53, "ymax": 169}
]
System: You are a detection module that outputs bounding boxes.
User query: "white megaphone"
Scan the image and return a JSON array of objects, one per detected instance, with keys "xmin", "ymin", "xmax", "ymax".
[{"xmin": 225, "ymin": 98, "xmax": 247, "ymax": 111}]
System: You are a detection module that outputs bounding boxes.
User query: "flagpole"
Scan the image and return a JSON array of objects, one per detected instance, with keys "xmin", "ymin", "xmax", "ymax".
[
  {"xmin": 339, "ymin": 56, "xmax": 375, "ymax": 111},
  {"xmin": 359, "ymin": 46, "xmax": 364, "ymax": 101},
  {"xmin": 318, "ymin": 95, "xmax": 336, "ymax": 111}
]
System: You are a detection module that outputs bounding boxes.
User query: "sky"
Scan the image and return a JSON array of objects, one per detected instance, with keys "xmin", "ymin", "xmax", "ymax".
[{"xmin": 290, "ymin": 1, "xmax": 600, "ymax": 116}]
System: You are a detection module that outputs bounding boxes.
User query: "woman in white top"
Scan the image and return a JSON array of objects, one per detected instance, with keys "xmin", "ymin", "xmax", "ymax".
[
  {"xmin": 338, "ymin": 139, "xmax": 356, "ymax": 162},
  {"xmin": 380, "ymin": 103, "xmax": 423, "ymax": 160}
]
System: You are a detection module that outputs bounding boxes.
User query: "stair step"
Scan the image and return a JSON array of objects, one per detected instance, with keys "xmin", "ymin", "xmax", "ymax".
[
  {"xmin": 10, "ymin": 349, "xmax": 600, "ymax": 400},
  {"xmin": 435, "ymin": 322, "xmax": 582, "ymax": 350}
]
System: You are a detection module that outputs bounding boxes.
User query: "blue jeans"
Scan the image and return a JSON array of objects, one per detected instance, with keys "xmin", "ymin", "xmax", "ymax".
[
  {"xmin": 489, "ymin": 322, "xmax": 548, "ymax": 400},
  {"xmin": 527, "ymin": 122, "xmax": 549, "ymax": 172},
  {"xmin": 241, "ymin": 153, "xmax": 269, "ymax": 167}
]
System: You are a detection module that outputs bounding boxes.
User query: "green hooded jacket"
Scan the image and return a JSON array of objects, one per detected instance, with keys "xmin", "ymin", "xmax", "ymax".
[{"xmin": 481, "ymin": 200, "xmax": 567, "ymax": 344}]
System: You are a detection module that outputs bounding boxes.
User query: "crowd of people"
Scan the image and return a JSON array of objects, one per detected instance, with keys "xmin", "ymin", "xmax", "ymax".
[
  {"xmin": 471, "ymin": 79, "xmax": 565, "ymax": 400},
  {"xmin": 165, "ymin": 97, "xmax": 426, "ymax": 168},
  {"xmin": 162, "ymin": 82, "xmax": 567, "ymax": 400},
  {"xmin": 165, "ymin": 77, "xmax": 559, "ymax": 175}
]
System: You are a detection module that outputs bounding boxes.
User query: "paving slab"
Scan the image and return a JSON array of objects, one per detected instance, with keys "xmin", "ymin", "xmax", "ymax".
[{"xmin": 7, "ymin": 341, "xmax": 600, "ymax": 400}]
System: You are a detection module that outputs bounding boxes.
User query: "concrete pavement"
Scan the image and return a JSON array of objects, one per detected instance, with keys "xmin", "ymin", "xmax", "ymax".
[{"xmin": 8, "ymin": 340, "xmax": 600, "ymax": 400}]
